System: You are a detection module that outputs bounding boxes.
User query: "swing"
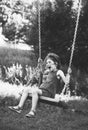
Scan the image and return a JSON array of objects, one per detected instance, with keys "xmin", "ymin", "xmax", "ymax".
[{"xmin": 28, "ymin": 0, "xmax": 82, "ymax": 108}]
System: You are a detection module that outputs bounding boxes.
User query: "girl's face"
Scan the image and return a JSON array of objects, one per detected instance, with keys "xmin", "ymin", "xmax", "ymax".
[{"xmin": 46, "ymin": 58, "xmax": 57, "ymax": 71}]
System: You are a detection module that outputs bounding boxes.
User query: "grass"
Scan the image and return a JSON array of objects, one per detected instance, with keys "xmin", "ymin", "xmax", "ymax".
[
  {"xmin": 1, "ymin": 46, "xmax": 88, "ymax": 130},
  {"xmin": 0, "ymin": 47, "xmax": 37, "ymax": 67},
  {"xmin": 0, "ymin": 97, "xmax": 88, "ymax": 130}
]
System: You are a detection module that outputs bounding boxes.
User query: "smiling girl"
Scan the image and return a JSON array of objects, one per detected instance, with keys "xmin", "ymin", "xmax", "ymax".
[{"xmin": 9, "ymin": 53, "xmax": 66, "ymax": 118}]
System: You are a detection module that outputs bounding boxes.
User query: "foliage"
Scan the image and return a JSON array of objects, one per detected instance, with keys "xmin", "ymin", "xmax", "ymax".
[
  {"xmin": 0, "ymin": 47, "xmax": 37, "ymax": 67},
  {"xmin": 74, "ymin": 0, "xmax": 88, "ymax": 70},
  {"xmin": 29, "ymin": 0, "xmax": 88, "ymax": 70},
  {"xmin": 29, "ymin": 0, "xmax": 74, "ymax": 60},
  {"xmin": 3, "ymin": 22, "xmax": 16, "ymax": 41},
  {"xmin": 1, "ymin": 0, "xmax": 88, "ymax": 70},
  {"xmin": 1, "ymin": 0, "xmax": 35, "ymax": 43}
]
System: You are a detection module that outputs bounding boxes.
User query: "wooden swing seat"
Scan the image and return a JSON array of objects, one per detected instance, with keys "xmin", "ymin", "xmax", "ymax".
[{"xmin": 28, "ymin": 94, "xmax": 68, "ymax": 109}]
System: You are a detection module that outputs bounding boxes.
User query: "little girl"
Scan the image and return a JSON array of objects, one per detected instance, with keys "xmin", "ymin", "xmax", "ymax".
[{"xmin": 9, "ymin": 53, "xmax": 66, "ymax": 118}]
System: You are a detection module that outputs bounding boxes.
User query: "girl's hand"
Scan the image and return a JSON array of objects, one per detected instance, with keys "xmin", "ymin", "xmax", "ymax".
[
  {"xmin": 65, "ymin": 68, "xmax": 72, "ymax": 85},
  {"xmin": 38, "ymin": 58, "xmax": 43, "ymax": 64},
  {"xmin": 57, "ymin": 70, "xmax": 66, "ymax": 83},
  {"xmin": 67, "ymin": 68, "xmax": 72, "ymax": 74},
  {"xmin": 65, "ymin": 73, "xmax": 70, "ymax": 85}
]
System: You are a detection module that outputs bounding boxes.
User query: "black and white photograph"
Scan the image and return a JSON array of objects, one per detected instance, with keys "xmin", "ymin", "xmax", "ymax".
[{"xmin": 0, "ymin": 0, "xmax": 88, "ymax": 130}]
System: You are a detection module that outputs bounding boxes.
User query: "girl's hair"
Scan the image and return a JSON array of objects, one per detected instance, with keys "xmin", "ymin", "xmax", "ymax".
[{"xmin": 44, "ymin": 53, "xmax": 61, "ymax": 69}]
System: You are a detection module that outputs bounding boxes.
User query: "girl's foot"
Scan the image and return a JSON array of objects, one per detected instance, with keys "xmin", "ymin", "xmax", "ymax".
[
  {"xmin": 26, "ymin": 110, "xmax": 36, "ymax": 118},
  {"xmin": 8, "ymin": 105, "xmax": 22, "ymax": 113}
]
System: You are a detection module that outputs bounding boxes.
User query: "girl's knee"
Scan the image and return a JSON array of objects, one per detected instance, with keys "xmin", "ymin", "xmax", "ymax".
[
  {"xmin": 23, "ymin": 87, "xmax": 31, "ymax": 94},
  {"xmin": 32, "ymin": 89, "xmax": 38, "ymax": 95},
  {"xmin": 32, "ymin": 88, "xmax": 42, "ymax": 95}
]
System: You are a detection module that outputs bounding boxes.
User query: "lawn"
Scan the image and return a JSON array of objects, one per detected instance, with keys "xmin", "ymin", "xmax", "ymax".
[
  {"xmin": 0, "ymin": 46, "xmax": 37, "ymax": 67},
  {"xmin": 0, "ymin": 96, "xmax": 88, "ymax": 130},
  {"xmin": 0, "ymin": 47, "xmax": 88, "ymax": 130}
]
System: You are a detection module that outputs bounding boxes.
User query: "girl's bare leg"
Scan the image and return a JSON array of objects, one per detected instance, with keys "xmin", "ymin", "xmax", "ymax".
[
  {"xmin": 31, "ymin": 88, "xmax": 42, "ymax": 112},
  {"xmin": 18, "ymin": 87, "xmax": 33, "ymax": 108}
]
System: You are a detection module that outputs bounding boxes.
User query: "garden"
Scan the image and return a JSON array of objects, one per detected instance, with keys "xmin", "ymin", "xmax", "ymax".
[{"xmin": 0, "ymin": 0, "xmax": 88, "ymax": 130}]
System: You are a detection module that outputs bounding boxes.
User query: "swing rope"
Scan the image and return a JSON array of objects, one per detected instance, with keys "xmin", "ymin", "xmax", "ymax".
[
  {"xmin": 37, "ymin": 0, "xmax": 82, "ymax": 95},
  {"xmin": 38, "ymin": 0, "xmax": 42, "ymax": 59},
  {"xmin": 61, "ymin": 0, "xmax": 82, "ymax": 95},
  {"xmin": 68, "ymin": 0, "xmax": 82, "ymax": 69}
]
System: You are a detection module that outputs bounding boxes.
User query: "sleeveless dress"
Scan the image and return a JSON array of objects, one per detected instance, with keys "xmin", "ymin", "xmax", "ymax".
[{"xmin": 39, "ymin": 70, "xmax": 62, "ymax": 98}]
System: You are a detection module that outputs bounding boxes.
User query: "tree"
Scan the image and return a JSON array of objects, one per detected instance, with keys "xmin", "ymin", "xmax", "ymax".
[
  {"xmin": 2, "ymin": 0, "xmax": 35, "ymax": 43},
  {"xmin": 71, "ymin": 0, "xmax": 88, "ymax": 70},
  {"xmin": 1, "ymin": 0, "xmax": 88, "ymax": 70},
  {"xmin": 29, "ymin": 0, "xmax": 88, "ymax": 70},
  {"xmin": 29, "ymin": 0, "xmax": 74, "ymax": 60}
]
